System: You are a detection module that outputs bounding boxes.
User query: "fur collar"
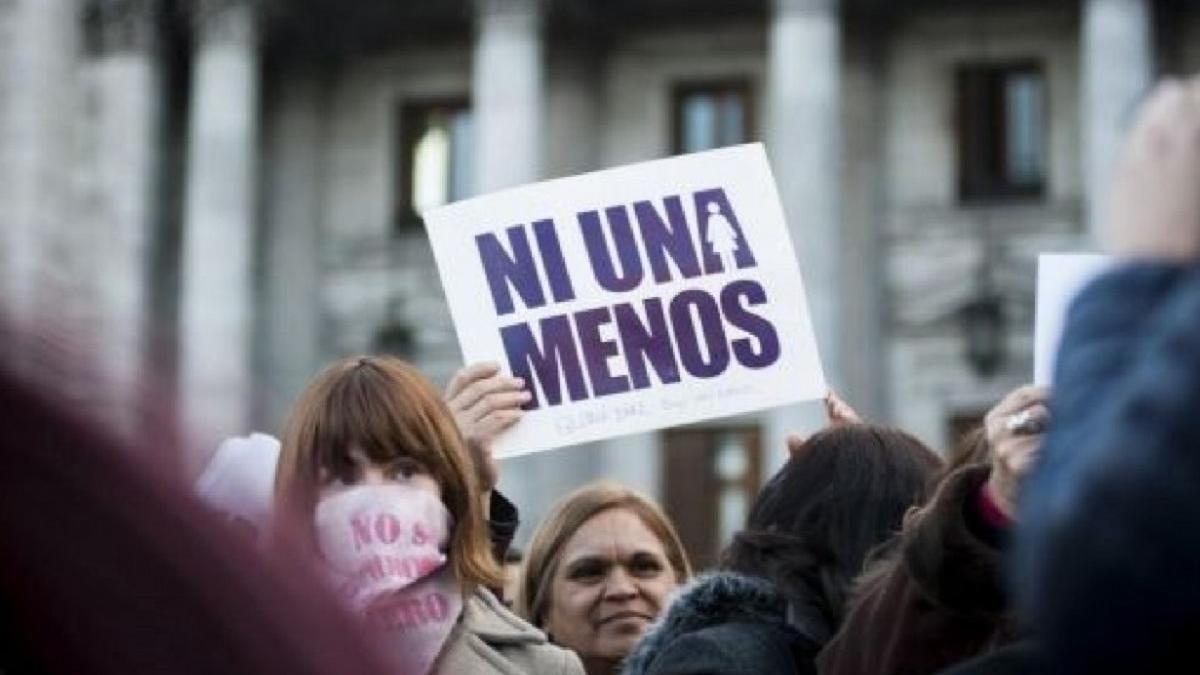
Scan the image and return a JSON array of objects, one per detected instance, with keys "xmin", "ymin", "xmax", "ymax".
[{"xmin": 622, "ymin": 572, "xmax": 789, "ymax": 675}]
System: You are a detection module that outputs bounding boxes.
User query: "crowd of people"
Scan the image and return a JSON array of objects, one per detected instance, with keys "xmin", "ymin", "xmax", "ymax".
[{"xmin": 4, "ymin": 76, "xmax": 1200, "ymax": 674}]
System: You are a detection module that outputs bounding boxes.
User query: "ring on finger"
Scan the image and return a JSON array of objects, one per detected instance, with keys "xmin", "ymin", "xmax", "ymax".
[
  {"xmin": 1006, "ymin": 410, "xmax": 1032, "ymax": 431},
  {"xmin": 1006, "ymin": 410, "xmax": 1045, "ymax": 435}
]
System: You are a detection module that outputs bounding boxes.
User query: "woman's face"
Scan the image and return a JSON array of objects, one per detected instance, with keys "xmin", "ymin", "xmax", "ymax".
[
  {"xmin": 318, "ymin": 446, "xmax": 441, "ymax": 501},
  {"xmin": 543, "ymin": 508, "xmax": 680, "ymax": 666}
]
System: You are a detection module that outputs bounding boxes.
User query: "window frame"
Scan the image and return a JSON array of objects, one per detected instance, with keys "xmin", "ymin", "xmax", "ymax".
[
  {"xmin": 662, "ymin": 425, "xmax": 763, "ymax": 570},
  {"xmin": 955, "ymin": 60, "xmax": 1048, "ymax": 204},
  {"xmin": 670, "ymin": 80, "xmax": 755, "ymax": 156},
  {"xmin": 393, "ymin": 97, "xmax": 472, "ymax": 231}
]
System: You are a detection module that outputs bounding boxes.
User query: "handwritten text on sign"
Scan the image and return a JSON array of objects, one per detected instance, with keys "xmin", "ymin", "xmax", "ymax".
[{"xmin": 425, "ymin": 144, "xmax": 826, "ymax": 457}]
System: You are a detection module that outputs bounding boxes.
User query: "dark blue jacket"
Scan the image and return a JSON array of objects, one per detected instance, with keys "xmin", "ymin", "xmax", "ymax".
[{"xmin": 1015, "ymin": 262, "xmax": 1200, "ymax": 673}]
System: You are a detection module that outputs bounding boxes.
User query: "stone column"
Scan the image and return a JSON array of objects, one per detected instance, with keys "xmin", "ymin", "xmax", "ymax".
[
  {"xmin": 180, "ymin": 0, "xmax": 259, "ymax": 468},
  {"xmin": 472, "ymin": 0, "xmax": 543, "ymax": 193},
  {"xmin": 1082, "ymin": 0, "xmax": 1152, "ymax": 238},
  {"xmin": 471, "ymin": 0, "xmax": 545, "ymax": 512},
  {"xmin": 0, "ymin": 0, "xmax": 80, "ymax": 324},
  {"xmin": 763, "ymin": 0, "xmax": 842, "ymax": 471},
  {"xmin": 91, "ymin": 0, "xmax": 164, "ymax": 435},
  {"xmin": 839, "ymin": 26, "xmax": 886, "ymax": 421},
  {"xmin": 259, "ymin": 74, "xmax": 325, "ymax": 430}
]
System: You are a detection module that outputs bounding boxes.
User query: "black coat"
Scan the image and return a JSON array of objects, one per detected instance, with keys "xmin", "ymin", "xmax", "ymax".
[{"xmin": 621, "ymin": 572, "xmax": 820, "ymax": 675}]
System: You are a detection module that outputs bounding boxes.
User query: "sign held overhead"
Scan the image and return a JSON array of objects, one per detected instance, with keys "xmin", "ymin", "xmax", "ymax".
[{"xmin": 424, "ymin": 144, "xmax": 826, "ymax": 457}]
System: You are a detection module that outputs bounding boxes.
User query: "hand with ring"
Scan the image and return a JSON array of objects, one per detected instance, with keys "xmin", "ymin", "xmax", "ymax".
[
  {"xmin": 983, "ymin": 385, "xmax": 1051, "ymax": 519},
  {"xmin": 1005, "ymin": 409, "xmax": 1047, "ymax": 436}
]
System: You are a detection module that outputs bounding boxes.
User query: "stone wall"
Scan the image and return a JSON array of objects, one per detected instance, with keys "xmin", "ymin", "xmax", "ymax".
[{"xmin": 881, "ymin": 7, "xmax": 1088, "ymax": 449}]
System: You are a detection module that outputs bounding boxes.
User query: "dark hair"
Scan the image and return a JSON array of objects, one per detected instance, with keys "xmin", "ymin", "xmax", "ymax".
[
  {"xmin": 938, "ymin": 425, "xmax": 991, "ymax": 484},
  {"xmin": 721, "ymin": 424, "xmax": 941, "ymax": 639}
]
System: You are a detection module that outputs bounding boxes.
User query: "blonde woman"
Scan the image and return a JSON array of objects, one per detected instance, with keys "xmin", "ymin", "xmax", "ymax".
[{"xmin": 520, "ymin": 483, "xmax": 692, "ymax": 675}]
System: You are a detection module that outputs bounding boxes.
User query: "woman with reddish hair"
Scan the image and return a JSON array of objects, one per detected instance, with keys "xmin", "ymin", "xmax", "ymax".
[{"xmin": 274, "ymin": 355, "xmax": 583, "ymax": 675}]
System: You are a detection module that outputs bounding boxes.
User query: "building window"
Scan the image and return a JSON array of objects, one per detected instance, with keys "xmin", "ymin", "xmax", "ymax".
[
  {"xmin": 957, "ymin": 62, "xmax": 1046, "ymax": 202},
  {"xmin": 396, "ymin": 100, "xmax": 473, "ymax": 229},
  {"xmin": 663, "ymin": 427, "xmax": 762, "ymax": 569},
  {"xmin": 672, "ymin": 82, "xmax": 753, "ymax": 155}
]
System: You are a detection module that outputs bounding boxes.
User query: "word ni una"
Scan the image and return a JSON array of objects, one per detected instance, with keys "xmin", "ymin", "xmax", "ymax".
[{"xmin": 475, "ymin": 187, "xmax": 781, "ymax": 410}]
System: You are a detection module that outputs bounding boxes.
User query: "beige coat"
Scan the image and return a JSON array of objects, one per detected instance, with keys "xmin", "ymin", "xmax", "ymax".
[{"xmin": 435, "ymin": 588, "xmax": 584, "ymax": 675}]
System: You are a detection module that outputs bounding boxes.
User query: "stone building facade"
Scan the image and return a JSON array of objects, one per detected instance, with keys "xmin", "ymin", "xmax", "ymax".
[{"xmin": 2, "ymin": 0, "xmax": 1196, "ymax": 560}]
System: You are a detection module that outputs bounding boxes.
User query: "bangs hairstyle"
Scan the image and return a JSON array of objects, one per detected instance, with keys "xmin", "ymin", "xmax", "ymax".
[
  {"xmin": 274, "ymin": 355, "xmax": 502, "ymax": 593},
  {"xmin": 518, "ymin": 482, "xmax": 692, "ymax": 627}
]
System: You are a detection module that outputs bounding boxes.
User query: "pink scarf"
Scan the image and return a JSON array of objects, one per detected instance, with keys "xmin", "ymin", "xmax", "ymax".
[{"xmin": 315, "ymin": 485, "xmax": 464, "ymax": 675}]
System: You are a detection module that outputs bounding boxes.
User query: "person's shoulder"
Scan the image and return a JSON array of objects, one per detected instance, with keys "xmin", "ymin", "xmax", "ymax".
[
  {"xmin": 693, "ymin": 620, "xmax": 816, "ymax": 660},
  {"xmin": 460, "ymin": 586, "xmax": 542, "ymax": 641},
  {"xmin": 449, "ymin": 587, "xmax": 584, "ymax": 675}
]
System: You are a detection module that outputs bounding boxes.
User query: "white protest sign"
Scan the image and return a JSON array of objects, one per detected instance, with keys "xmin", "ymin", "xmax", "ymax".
[
  {"xmin": 424, "ymin": 143, "xmax": 827, "ymax": 458},
  {"xmin": 1034, "ymin": 253, "xmax": 1116, "ymax": 385}
]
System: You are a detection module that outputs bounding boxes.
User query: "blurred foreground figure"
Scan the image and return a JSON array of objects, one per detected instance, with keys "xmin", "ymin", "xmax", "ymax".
[
  {"xmin": 0, "ymin": 340, "xmax": 387, "ymax": 674},
  {"xmin": 1016, "ymin": 76, "xmax": 1200, "ymax": 673}
]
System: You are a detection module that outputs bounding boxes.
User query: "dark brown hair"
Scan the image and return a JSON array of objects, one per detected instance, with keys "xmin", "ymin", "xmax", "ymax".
[
  {"xmin": 274, "ymin": 355, "xmax": 502, "ymax": 592},
  {"xmin": 722, "ymin": 424, "xmax": 942, "ymax": 638},
  {"xmin": 938, "ymin": 425, "xmax": 991, "ymax": 483}
]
